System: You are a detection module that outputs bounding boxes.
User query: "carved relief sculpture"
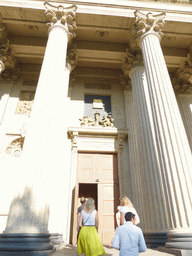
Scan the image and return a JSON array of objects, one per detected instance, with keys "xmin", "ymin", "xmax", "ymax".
[
  {"xmin": 0, "ymin": 24, "xmax": 20, "ymax": 80},
  {"xmin": 79, "ymin": 112, "xmax": 114, "ymax": 127},
  {"xmin": 172, "ymin": 54, "xmax": 192, "ymax": 94},
  {"xmin": 16, "ymin": 91, "xmax": 35, "ymax": 115}
]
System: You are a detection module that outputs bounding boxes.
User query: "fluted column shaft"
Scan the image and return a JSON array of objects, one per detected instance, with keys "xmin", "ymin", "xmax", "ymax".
[
  {"xmin": 134, "ymin": 11, "xmax": 192, "ymax": 250},
  {"xmin": 123, "ymin": 87, "xmax": 145, "ymax": 229},
  {"xmin": 130, "ymin": 66, "xmax": 170, "ymax": 232}
]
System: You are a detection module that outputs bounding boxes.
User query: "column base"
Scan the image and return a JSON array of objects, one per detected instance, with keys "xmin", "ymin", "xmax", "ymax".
[
  {"xmin": 166, "ymin": 232, "xmax": 192, "ymax": 250},
  {"xmin": 144, "ymin": 232, "xmax": 168, "ymax": 248},
  {"xmin": 50, "ymin": 233, "xmax": 64, "ymax": 247},
  {"xmin": 0, "ymin": 233, "xmax": 54, "ymax": 256},
  {"xmin": 159, "ymin": 247, "xmax": 192, "ymax": 256}
]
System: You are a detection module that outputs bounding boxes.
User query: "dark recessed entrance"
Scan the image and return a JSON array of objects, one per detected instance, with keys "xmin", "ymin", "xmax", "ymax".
[{"xmin": 78, "ymin": 183, "xmax": 98, "ymax": 210}]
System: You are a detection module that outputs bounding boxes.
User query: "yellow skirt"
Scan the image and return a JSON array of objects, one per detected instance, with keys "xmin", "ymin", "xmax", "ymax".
[{"xmin": 77, "ymin": 226, "xmax": 106, "ymax": 256}]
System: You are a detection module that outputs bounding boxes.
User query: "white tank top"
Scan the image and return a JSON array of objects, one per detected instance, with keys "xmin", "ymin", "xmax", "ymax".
[{"xmin": 82, "ymin": 209, "xmax": 96, "ymax": 226}]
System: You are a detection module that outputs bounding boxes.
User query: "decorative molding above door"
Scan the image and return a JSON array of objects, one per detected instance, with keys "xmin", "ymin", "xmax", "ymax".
[{"xmin": 68, "ymin": 127, "xmax": 128, "ymax": 152}]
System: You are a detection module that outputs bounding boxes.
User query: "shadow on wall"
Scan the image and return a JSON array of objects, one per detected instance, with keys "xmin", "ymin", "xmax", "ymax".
[{"xmin": 4, "ymin": 186, "xmax": 49, "ymax": 233}]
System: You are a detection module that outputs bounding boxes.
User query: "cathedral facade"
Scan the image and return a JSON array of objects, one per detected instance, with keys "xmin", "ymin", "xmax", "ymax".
[{"xmin": 0, "ymin": 0, "xmax": 192, "ymax": 255}]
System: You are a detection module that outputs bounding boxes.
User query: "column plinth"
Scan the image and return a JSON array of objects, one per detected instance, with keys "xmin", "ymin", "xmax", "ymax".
[{"xmin": 133, "ymin": 11, "xmax": 192, "ymax": 251}]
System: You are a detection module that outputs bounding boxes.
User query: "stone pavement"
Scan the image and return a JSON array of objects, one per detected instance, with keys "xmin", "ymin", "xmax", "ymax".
[{"xmin": 49, "ymin": 244, "xmax": 175, "ymax": 256}]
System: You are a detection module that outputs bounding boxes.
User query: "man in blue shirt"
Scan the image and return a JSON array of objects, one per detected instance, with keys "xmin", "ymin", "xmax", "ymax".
[{"xmin": 112, "ymin": 212, "xmax": 147, "ymax": 256}]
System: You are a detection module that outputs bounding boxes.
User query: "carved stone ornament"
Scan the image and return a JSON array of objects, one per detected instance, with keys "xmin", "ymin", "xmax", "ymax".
[
  {"xmin": 122, "ymin": 48, "xmax": 143, "ymax": 77},
  {"xmin": 119, "ymin": 74, "xmax": 132, "ymax": 91},
  {"xmin": 1, "ymin": 67, "xmax": 20, "ymax": 81},
  {"xmin": 66, "ymin": 45, "xmax": 77, "ymax": 72},
  {"xmin": 172, "ymin": 76, "xmax": 192, "ymax": 95},
  {"xmin": 44, "ymin": 2, "xmax": 77, "ymax": 42},
  {"xmin": 69, "ymin": 71, "xmax": 76, "ymax": 88},
  {"xmin": 0, "ymin": 37, "xmax": 20, "ymax": 79},
  {"xmin": 132, "ymin": 11, "xmax": 166, "ymax": 41},
  {"xmin": 16, "ymin": 91, "xmax": 35, "ymax": 115},
  {"xmin": 171, "ymin": 56, "xmax": 192, "ymax": 94},
  {"xmin": 0, "ymin": 23, "xmax": 7, "ymax": 44},
  {"xmin": 79, "ymin": 112, "xmax": 114, "ymax": 127},
  {"xmin": 6, "ymin": 137, "xmax": 25, "ymax": 157}
]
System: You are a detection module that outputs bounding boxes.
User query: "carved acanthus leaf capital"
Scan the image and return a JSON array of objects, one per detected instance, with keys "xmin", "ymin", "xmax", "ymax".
[
  {"xmin": 0, "ymin": 23, "xmax": 7, "ymax": 44},
  {"xmin": 44, "ymin": 2, "xmax": 77, "ymax": 42},
  {"xmin": 122, "ymin": 48, "xmax": 143, "ymax": 76},
  {"xmin": 174, "ymin": 56, "xmax": 192, "ymax": 86},
  {"xmin": 67, "ymin": 45, "xmax": 77, "ymax": 72},
  {"xmin": 171, "ymin": 69, "xmax": 192, "ymax": 94},
  {"xmin": 0, "ymin": 38, "xmax": 20, "ymax": 80},
  {"xmin": 132, "ymin": 11, "xmax": 165, "ymax": 42},
  {"xmin": 2, "ymin": 67, "xmax": 20, "ymax": 81},
  {"xmin": 119, "ymin": 74, "xmax": 132, "ymax": 91}
]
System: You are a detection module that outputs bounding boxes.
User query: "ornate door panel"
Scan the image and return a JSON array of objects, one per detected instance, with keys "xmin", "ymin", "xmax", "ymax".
[
  {"xmin": 77, "ymin": 153, "xmax": 119, "ymax": 244},
  {"xmin": 98, "ymin": 183, "xmax": 119, "ymax": 244},
  {"xmin": 78, "ymin": 153, "xmax": 99, "ymax": 183}
]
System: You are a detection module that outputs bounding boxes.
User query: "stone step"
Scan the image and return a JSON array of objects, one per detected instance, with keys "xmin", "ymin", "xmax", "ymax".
[{"xmin": 50, "ymin": 245, "xmax": 176, "ymax": 256}]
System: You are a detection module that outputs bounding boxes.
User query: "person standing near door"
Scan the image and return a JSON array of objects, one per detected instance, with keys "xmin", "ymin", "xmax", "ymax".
[
  {"xmin": 77, "ymin": 198, "xmax": 106, "ymax": 256},
  {"xmin": 119, "ymin": 196, "xmax": 140, "ymax": 226},
  {"xmin": 77, "ymin": 197, "xmax": 86, "ymax": 215},
  {"xmin": 77, "ymin": 197, "xmax": 86, "ymax": 241}
]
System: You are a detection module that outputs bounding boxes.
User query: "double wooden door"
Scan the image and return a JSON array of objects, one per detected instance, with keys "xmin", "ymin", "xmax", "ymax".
[{"xmin": 74, "ymin": 152, "xmax": 119, "ymax": 244}]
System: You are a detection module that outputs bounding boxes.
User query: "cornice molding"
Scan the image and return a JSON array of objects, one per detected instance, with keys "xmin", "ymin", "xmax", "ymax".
[{"xmin": 1, "ymin": 0, "xmax": 192, "ymax": 20}]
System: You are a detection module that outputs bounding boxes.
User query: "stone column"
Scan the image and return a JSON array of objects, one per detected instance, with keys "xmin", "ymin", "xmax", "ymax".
[
  {"xmin": 0, "ymin": 3, "xmax": 77, "ymax": 255},
  {"xmin": 121, "ymin": 75, "xmax": 145, "ymax": 229},
  {"xmin": 122, "ymin": 49, "xmax": 169, "ymax": 247},
  {"xmin": 133, "ymin": 11, "xmax": 192, "ymax": 252}
]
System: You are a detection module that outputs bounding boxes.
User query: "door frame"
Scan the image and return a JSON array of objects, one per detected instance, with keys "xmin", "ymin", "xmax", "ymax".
[{"xmin": 68, "ymin": 127, "xmax": 128, "ymax": 244}]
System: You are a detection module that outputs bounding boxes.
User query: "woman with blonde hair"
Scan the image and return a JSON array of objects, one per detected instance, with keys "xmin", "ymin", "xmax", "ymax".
[
  {"xmin": 119, "ymin": 196, "xmax": 140, "ymax": 225},
  {"xmin": 77, "ymin": 198, "xmax": 106, "ymax": 256}
]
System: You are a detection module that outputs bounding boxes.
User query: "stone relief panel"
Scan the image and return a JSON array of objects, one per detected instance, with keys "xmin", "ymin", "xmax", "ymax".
[
  {"xmin": 16, "ymin": 91, "xmax": 35, "ymax": 115},
  {"xmin": 79, "ymin": 112, "xmax": 114, "ymax": 127}
]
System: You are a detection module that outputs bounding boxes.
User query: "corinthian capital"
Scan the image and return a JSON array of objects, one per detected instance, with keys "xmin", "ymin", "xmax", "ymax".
[
  {"xmin": 132, "ymin": 11, "xmax": 165, "ymax": 41},
  {"xmin": 0, "ymin": 38, "xmax": 20, "ymax": 79},
  {"xmin": 171, "ymin": 55, "xmax": 192, "ymax": 94},
  {"xmin": 0, "ymin": 23, "xmax": 7, "ymax": 44},
  {"xmin": 122, "ymin": 48, "xmax": 143, "ymax": 77},
  {"xmin": 119, "ymin": 74, "xmax": 132, "ymax": 91},
  {"xmin": 66, "ymin": 45, "xmax": 77, "ymax": 72},
  {"xmin": 44, "ymin": 2, "xmax": 77, "ymax": 42}
]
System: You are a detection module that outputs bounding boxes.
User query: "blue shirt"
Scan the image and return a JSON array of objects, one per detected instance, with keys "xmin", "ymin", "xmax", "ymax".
[{"xmin": 112, "ymin": 221, "xmax": 147, "ymax": 256}]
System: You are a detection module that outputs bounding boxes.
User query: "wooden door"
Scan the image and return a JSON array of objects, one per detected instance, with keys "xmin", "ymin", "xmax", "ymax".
[
  {"xmin": 97, "ymin": 154, "xmax": 119, "ymax": 244},
  {"xmin": 75, "ymin": 153, "xmax": 119, "ymax": 244}
]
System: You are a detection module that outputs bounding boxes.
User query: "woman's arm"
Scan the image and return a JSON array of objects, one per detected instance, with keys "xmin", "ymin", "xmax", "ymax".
[
  {"xmin": 78, "ymin": 212, "xmax": 83, "ymax": 228},
  {"xmin": 134, "ymin": 211, "xmax": 140, "ymax": 225},
  {"xmin": 95, "ymin": 211, "xmax": 99, "ymax": 228},
  {"xmin": 120, "ymin": 212, "xmax": 124, "ymax": 225}
]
